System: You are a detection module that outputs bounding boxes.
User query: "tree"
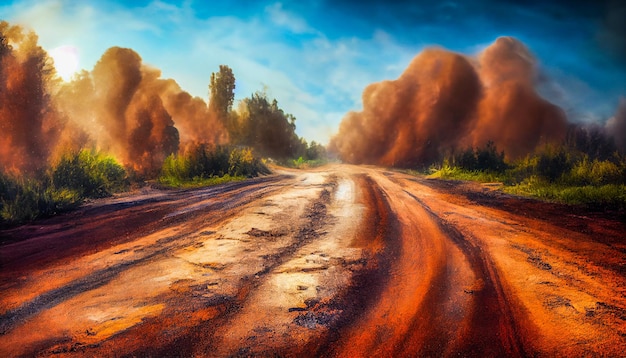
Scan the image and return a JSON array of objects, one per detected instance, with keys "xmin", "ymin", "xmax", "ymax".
[
  {"xmin": 305, "ymin": 141, "xmax": 327, "ymax": 161},
  {"xmin": 237, "ymin": 91, "xmax": 302, "ymax": 159},
  {"xmin": 208, "ymin": 65, "xmax": 236, "ymax": 125}
]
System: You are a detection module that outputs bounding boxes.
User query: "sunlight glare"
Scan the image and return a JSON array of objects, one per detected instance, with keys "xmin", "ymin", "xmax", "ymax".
[{"xmin": 49, "ymin": 45, "xmax": 79, "ymax": 81}]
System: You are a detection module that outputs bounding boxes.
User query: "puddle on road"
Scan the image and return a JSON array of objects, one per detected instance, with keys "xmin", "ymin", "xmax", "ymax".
[{"xmin": 334, "ymin": 179, "xmax": 354, "ymax": 203}]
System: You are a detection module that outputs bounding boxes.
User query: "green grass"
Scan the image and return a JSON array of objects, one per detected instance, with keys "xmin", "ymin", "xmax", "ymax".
[
  {"xmin": 428, "ymin": 165, "xmax": 509, "ymax": 183},
  {"xmin": 156, "ymin": 145, "xmax": 269, "ymax": 189},
  {"xmin": 505, "ymin": 177, "xmax": 626, "ymax": 210},
  {"xmin": 287, "ymin": 156, "xmax": 328, "ymax": 169},
  {"xmin": 1, "ymin": 149, "xmax": 128, "ymax": 225},
  {"xmin": 427, "ymin": 163, "xmax": 626, "ymax": 211},
  {"xmin": 156, "ymin": 174, "xmax": 246, "ymax": 188}
]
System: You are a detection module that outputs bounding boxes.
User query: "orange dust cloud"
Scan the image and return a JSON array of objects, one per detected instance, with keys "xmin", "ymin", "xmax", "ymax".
[
  {"xmin": 1, "ymin": 21, "xmax": 227, "ymax": 176},
  {"xmin": 330, "ymin": 37, "xmax": 569, "ymax": 166}
]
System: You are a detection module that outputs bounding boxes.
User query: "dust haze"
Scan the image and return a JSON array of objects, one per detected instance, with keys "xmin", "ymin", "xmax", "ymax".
[
  {"xmin": 2, "ymin": 22, "xmax": 623, "ymax": 174},
  {"xmin": 1, "ymin": 22, "xmax": 227, "ymax": 176},
  {"xmin": 329, "ymin": 37, "xmax": 622, "ymax": 166}
]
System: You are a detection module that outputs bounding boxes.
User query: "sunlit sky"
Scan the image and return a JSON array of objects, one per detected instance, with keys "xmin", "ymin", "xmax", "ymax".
[{"xmin": 1, "ymin": 0, "xmax": 625, "ymax": 144}]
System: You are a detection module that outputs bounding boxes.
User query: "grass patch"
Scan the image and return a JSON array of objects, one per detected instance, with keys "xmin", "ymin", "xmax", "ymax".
[
  {"xmin": 505, "ymin": 177, "xmax": 626, "ymax": 210},
  {"xmin": 1, "ymin": 150, "xmax": 128, "ymax": 225},
  {"xmin": 428, "ymin": 164, "xmax": 509, "ymax": 183},
  {"xmin": 426, "ymin": 148, "xmax": 626, "ymax": 211},
  {"xmin": 285, "ymin": 156, "xmax": 328, "ymax": 169},
  {"xmin": 157, "ymin": 174, "xmax": 246, "ymax": 188},
  {"xmin": 157, "ymin": 145, "xmax": 269, "ymax": 188}
]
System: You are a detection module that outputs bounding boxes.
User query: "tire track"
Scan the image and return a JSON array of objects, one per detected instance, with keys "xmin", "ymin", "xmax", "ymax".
[
  {"xmin": 403, "ymin": 189, "xmax": 527, "ymax": 356},
  {"xmin": 338, "ymin": 169, "xmax": 524, "ymax": 356},
  {"xmin": 0, "ymin": 175, "xmax": 290, "ymax": 274},
  {"xmin": 316, "ymin": 174, "xmax": 399, "ymax": 357}
]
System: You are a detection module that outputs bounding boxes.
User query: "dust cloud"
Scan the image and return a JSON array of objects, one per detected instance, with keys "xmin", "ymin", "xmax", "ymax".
[
  {"xmin": 56, "ymin": 47, "xmax": 227, "ymax": 176},
  {"xmin": 1, "ymin": 22, "xmax": 227, "ymax": 176},
  {"xmin": 0, "ymin": 22, "xmax": 60, "ymax": 174},
  {"xmin": 330, "ymin": 36, "xmax": 571, "ymax": 166}
]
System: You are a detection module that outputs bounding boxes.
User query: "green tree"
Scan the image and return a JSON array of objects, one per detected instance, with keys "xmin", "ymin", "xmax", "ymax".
[
  {"xmin": 238, "ymin": 91, "xmax": 302, "ymax": 159},
  {"xmin": 305, "ymin": 141, "xmax": 327, "ymax": 161},
  {"xmin": 209, "ymin": 65, "xmax": 236, "ymax": 125}
]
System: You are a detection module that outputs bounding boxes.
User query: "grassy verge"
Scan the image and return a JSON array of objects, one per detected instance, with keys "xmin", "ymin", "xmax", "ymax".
[
  {"xmin": 504, "ymin": 177, "xmax": 626, "ymax": 210},
  {"xmin": 427, "ymin": 165, "xmax": 626, "ymax": 211},
  {"xmin": 1, "ymin": 150, "xmax": 128, "ymax": 225},
  {"xmin": 157, "ymin": 145, "xmax": 269, "ymax": 189},
  {"xmin": 286, "ymin": 156, "xmax": 328, "ymax": 169},
  {"xmin": 422, "ymin": 142, "xmax": 626, "ymax": 211},
  {"xmin": 156, "ymin": 174, "xmax": 246, "ymax": 188},
  {"xmin": 427, "ymin": 165, "xmax": 509, "ymax": 183}
]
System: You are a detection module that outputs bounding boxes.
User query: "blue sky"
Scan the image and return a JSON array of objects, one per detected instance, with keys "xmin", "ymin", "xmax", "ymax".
[{"xmin": 1, "ymin": 0, "xmax": 624, "ymax": 144}]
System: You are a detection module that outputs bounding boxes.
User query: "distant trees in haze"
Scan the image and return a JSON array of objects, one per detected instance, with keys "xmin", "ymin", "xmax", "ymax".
[
  {"xmin": 230, "ymin": 91, "xmax": 301, "ymax": 159},
  {"xmin": 206, "ymin": 65, "xmax": 326, "ymax": 161}
]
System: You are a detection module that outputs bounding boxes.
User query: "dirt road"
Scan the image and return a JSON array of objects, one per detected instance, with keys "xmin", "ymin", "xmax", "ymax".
[{"xmin": 1, "ymin": 165, "xmax": 625, "ymax": 357}]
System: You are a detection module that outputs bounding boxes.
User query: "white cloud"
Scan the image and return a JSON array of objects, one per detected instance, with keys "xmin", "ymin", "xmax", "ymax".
[{"xmin": 264, "ymin": 2, "xmax": 316, "ymax": 34}]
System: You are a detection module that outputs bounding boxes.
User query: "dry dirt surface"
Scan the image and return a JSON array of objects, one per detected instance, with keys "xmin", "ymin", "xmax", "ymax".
[{"xmin": 0, "ymin": 164, "xmax": 625, "ymax": 357}]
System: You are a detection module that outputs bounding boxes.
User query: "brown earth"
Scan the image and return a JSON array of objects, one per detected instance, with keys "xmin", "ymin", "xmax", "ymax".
[{"xmin": 0, "ymin": 164, "xmax": 624, "ymax": 357}]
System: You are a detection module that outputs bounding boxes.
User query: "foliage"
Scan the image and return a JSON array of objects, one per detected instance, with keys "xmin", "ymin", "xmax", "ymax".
[
  {"xmin": 428, "ymin": 142, "xmax": 626, "ymax": 210},
  {"xmin": 51, "ymin": 149, "xmax": 128, "ymax": 198},
  {"xmin": 158, "ymin": 145, "xmax": 269, "ymax": 188},
  {"xmin": 0, "ymin": 150, "xmax": 127, "ymax": 224},
  {"xmin": 157, "ymin": 173, "xmax": 246, "ymax": 189},
  {"xmin": 451, "ymin": 141, "xmax": 507, "ymax": 173},
  {"xmin": 534, "ymin": 145, "xmax": 572, "ymax": 182},
  {"xmin": 209, "ymin": 64, "xmax": 236, "ymax": 124},
  {"xmin": 565, "ymin": 124, "xmax": 617, "ymax": 161},
  {"xmin": 290, "ymin": 156, "xmax": 328, "ymax": 169},
  {"xmin": 305, "ymin": 141, "xmax": 327, "ymax": 161},
  {"xmin": 233, "ymin": 91, "xmax": 304, "ymax": 159},
  {"xmin": 428, "ymin": 163, "xmax": 509, "ymax": 183},
  {"xmin": 506, "ymin": 178, "xmax": 626, "ymax": 210}
]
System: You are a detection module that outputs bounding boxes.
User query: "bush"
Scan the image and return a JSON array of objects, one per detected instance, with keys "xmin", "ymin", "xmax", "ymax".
[
  {"xmin": 453, "ymin": 141, "xmax": 507, "ymax": 173},
  {"xmin": 0, "ymin": 150, "xmax": 127, "ymax": 225},
  {"xmin": 229, "ymin": 147, "xmax": 256, "ymax": 177},
  {"xmin": 0, "ymin": 177, "xmax": 83, "ymax": 224},
  {"xmin": 428, "ymin": 140, "xmax": 626, "ymax": 211},
  {"xmin": 51, "ymin": 150, "xmax": 127, "ymax": 198},
  {"xmin": 535, "ymin": 145, "xmax": 572, "ymax": 182},
  {"xmin": 158, "ymin": 145, "xmax": 269, "ymax": 187}
]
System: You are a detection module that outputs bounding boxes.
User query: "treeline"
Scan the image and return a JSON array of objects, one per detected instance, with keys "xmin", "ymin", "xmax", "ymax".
[{"xmin": 431, "ymin": 126, "xmax": 626, "ymax": 210}]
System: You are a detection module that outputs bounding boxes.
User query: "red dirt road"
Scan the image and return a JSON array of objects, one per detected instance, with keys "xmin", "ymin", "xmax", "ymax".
[{"xmin": 1, "ymin": 165, "xmax": 625, "ymax": 357}]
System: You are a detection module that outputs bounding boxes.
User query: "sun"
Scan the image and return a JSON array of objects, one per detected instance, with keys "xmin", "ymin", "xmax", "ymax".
[{"xmin": 49, "ymin": 45, "xmax": 79, "ymax": 81}]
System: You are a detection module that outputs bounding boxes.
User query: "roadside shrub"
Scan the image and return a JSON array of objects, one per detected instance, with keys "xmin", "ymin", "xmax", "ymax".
[
  {"xmin": 535, "ymin": 145, "xmax": 572, "ymax": 182},
  {"xmin": 566, "ymin": 158, "xmax": 623, "ymax": 186},
  {"xmin": 0, "ymin": 150, "xmax": 125, "ymax": 224},
  {"xmin": 228, "ymin": 147, "xmax": 256, "ymax": 177},
  {"xmin": 190, "ymin": 144, "xmax": 230, "ymax": 178},
  {"xmin": 160, "ymin": 154, "xmax": 190, "ymax": 184},
  {"xmin": 158, "ymin": 145, "xmax": 269, "ymax": 187},
  {"xmin": 0, "ymin": 178, "xmax": 82, "ymax": 223},
  {"xmin": 453, "ymin": 141, "xmax": 507, "ymax": 173},
  {"xmin": 428, "ymin": 140, "xmax": 626, "ymax": 210},
  {"xmin": 51, "ymin": 150, "xmax": 127, "ymax": 198}
]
